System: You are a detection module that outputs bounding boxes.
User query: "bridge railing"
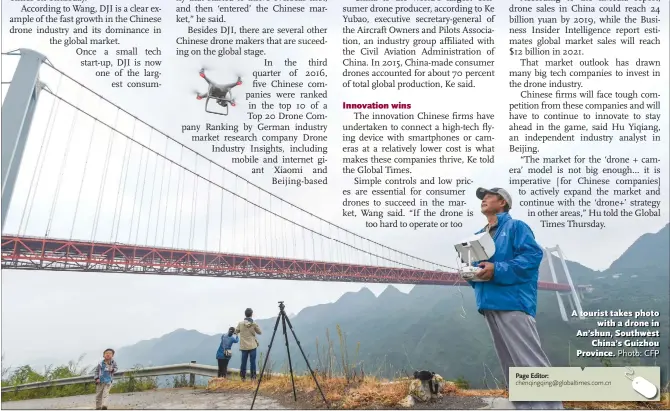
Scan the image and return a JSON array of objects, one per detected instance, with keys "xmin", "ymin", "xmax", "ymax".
[{"xmin": 1, "ymin": 361, "xmax": 279, "ymax": 393}]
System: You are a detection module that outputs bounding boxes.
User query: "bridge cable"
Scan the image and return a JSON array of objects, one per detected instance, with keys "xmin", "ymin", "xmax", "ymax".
[
  {"xmin": 146, "ymin": 135, "xmax": 168, "ymax": 245},
  {"xmin": 112, "ymin": 119, "xmax": 137, "ymax": 243},
  {"xmin": 252, "ymin": 191, "xmax": 261, "ymax": 255},
  {"xmin": 70, "ymin": 96, "xmax": 104, "ymax": 240},
  {"xmin": 320, "ymin": 219, "xmax": 324, "ymax": 261},
  {"xmin": 270, "ymin": 193, "xmax": 275, "ymax": 258},
  {"xmin": 188, "ymin": 156, "xmax": 198, "ymax": 250},
  {"xmin": 325, "ymin": 221, "xmax": 329, "ymax": 263},
  {"xmin": 265, "ymin": 192, "xmax": 270, "ymax": 258},
  {"xmin": 269, "ymin": 193, "xmax": 274, "ymax": 258},
  {"xmin": 244, "ymin": 181, "xmax": 248, "ymax": 254},
  {"xmin": 173, "ymin": 147, "xmax": 186, "ymax": 248},
  {"xmin": 311, "ymin": 222, "xmax": 316, "ymax": 260},
  {"xmin": 131, "ymin": 129, "xmax": 152, "ymax": 244},
  {"xmin": 205, "ymin": 162, "xmax": 212, "ymax": 253},
  {"xmin": 45, "ymin": 87, "xmax": 84, "ymax": 237},
  {"xmin": 159, "ymin": 146, "xmax": 176, "ymax": 247},
  {"xmin": 39, "ymin": 64, "xmax": 455, "ymax": 271},
  {"xmin": 168, "ymin": 147, "xmax": 181, "ymax": 247},
  {"xmin": 280, "ymin": 201, "xmax": 286, "ymax": 258},
  {"xmin": 134, "ymin": 129, "xmax": 154, "ymax": 245},
  {"xmin": 91, "ymin": 109, "xmax": 120, "ymax": 242},
  {"xmin": 267, "ymin": 195, "xmax": 272, "ymax": 257},
  {"xmin": 345, "ymin": 231, "xmax": 350, "ymax": 265},
  {"xmin": 259, "ymin": 189, "xmax": 263, "ymax": 256},
  {"xmin": 333, "ymin": 224, "xmax": 338, "ymax": 263},
  {"xmin": 232, "ymin": 178, "xmax": 237, "ymax": 253},
  {"xmin": 346, "ymin": 231, "xmax": 351, "ymax": 263},
  {"xmin": 292, "ymin": 207, "xmax": 297, "ymax": 259},
  {"xmin": 337, "ymin": 226, "xmax": 342, "ymax": 263},
  {"xmin": 18, "ymin": 73, "xmax": 63, "ymax": 236},
  {"xmin": 260, "ymin": 190, "xmax": 265, "ymax": 256},
  {"xmin": 39, "ymin": 89, "xmax": 437, "ymax": 271},
  {"xmin": 301, "ymin": 214, "xmax": 306, "ymax": 261},
  {"xmin": 267, "ymin": 194, "xmax": 272, "ymax": 258},
  {"xmin": 219, "ymin": 166, "xmax": 225, "ymax": 254}
]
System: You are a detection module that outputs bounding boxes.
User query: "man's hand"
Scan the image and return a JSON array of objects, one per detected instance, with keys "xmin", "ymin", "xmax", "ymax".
[
  {"xmin": 95, "ymin": 378, "xmax": 100, "ymax": 384},
  {"xmin": 476, "ymin": 262, "xmax": 495, "ymax": 281}
]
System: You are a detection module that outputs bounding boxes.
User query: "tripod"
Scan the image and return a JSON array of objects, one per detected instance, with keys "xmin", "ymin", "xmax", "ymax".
[{"xmin": 251, "ymin": 301, "xmax": 328, "ymax": 409}]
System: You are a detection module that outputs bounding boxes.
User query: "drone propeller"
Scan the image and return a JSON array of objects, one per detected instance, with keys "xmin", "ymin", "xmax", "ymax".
[
  {"xmin": 191, "ymin": 89, "xmax": 204, "ymax": 100},
  {"xmin": 229, "ymin": 98, "xmax": 236, "ymax": 107},
  {"xmin": 199, "ymin": 65, "xmax": 211, "ymax": 78},
  {"xmin": 234, "ymin": 72, "xmax": 243, "ymax": 86}
]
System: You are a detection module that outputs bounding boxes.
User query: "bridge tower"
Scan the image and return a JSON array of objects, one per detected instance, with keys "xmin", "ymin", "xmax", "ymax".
[
  {"xmin": 544, "ymin": 245, "xmax": 585, "ymax": 321},
  {"xmin": 1, "ymin": 49, "xmax": 47, "ymax": 230}
]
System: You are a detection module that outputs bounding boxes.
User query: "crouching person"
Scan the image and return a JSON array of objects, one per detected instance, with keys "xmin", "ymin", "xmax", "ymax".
[{"xmin": 94, "ymin": 348, "xmax": 118, "ymax": 410}]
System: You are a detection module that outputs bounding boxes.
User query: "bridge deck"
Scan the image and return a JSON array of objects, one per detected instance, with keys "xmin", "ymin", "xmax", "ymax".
[{"xmin": 1, "ymin": 236, "xmax": 572, "ymax": 291}]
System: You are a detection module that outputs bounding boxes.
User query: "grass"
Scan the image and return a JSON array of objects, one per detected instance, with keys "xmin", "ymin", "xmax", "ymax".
[
  {"xmin": 1, "ymin": 354, "xmax": 157, "ymax": 402},
  {"xmin": 209, "ymin": 325, "xmax": 670, "ymax": 410},
  {"xmin": 208, "ymin": 375, "xmax": 670, "ymax": 410},
  {"xmin": 208, "ymin": 374, "xmax": 415, "ymax": 409},
  {"xmin": 2, "ymin": 329, "xmax": 669, "ymax": 410}
]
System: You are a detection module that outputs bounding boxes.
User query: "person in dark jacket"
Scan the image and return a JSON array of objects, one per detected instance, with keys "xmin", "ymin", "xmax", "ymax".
[
  {"xmin": 216, "ymin": 327, "xmax": 239, "ymax": 378},
  {"xmin": 469, "ymin": 187, "xmax": 563, "ymax": 410}
]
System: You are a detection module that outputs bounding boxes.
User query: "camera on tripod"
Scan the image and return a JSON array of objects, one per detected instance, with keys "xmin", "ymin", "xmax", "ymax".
[{"xmin": 251, "ymin": 301, "xmax": 328, "ymax": 409}]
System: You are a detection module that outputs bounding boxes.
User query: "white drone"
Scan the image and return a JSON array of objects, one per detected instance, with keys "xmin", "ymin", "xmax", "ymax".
[{"xmin": 194, "ymin": 67, "xmax": 243, "ymax": 116}]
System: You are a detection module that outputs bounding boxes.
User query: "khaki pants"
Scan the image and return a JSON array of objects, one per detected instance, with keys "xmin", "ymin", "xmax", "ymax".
[{"xmin": 95, "ymin": 383, "xmax": 112, "ymax": 409}]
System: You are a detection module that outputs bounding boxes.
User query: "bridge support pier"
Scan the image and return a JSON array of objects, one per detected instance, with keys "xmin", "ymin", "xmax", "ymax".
[
  {"xmin": 545, "ymin": 246, "xmax": 585, "ymax": 321},
  {"xmin": 1, "ymin": 49, "xmax": 47, "ymax": 231},
  {"xmin": 567, "ymin": 293, "xmax": 575, "ymax": 312},
  {"xmin": 545, "ymin": 248, "xmax": 568, "ymax": 322}
]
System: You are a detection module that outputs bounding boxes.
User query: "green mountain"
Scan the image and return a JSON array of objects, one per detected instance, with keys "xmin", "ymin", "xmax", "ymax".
[{"xmin": 115, "ymin": 224, "xmax": 669, "ymax": 388}]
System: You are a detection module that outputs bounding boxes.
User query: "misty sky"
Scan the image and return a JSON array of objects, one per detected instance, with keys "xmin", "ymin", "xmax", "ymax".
[{"xmin": 1, "ymin": 0, "xmax": 668, "ymax": 367}]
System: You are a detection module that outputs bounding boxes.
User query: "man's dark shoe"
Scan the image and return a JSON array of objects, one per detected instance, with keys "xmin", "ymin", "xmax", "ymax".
[{"xmin": 101, "ymin": 407, "xmax": 108, "ymax": 410}]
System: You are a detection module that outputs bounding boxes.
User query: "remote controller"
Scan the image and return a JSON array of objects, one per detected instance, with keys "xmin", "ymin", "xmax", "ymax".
[{"xmin": 459, "ymin": 266, "xmax": 488, "ymax": 282}]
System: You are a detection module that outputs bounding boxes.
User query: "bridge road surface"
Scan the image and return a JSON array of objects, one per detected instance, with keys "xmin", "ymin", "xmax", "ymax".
[{"xmin": 0, "ymin": 389, "xmax": 287, "ymax": 409}]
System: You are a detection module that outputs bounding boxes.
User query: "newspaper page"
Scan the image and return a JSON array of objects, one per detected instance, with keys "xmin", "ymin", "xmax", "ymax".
[{"xmin": 1, "ymin": 0, "xmax": 668, "ymax": 408}]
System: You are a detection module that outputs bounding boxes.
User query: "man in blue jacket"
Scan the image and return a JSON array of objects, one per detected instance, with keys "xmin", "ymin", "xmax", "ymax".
[{"xmin": 470, "ymin": 187, "xmax": 563, "ymax": 410}]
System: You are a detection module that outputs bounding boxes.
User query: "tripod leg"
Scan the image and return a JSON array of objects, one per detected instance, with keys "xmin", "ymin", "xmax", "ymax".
[
  {"xmin": 281, "ymin": 313, "xmax": 297, "ymax": 401},
  {"xmin": 251, "ymin": 313, "xmax": 281, "ymax": 410},
  {"xmin": 284, "ymin": 316, "xmax": 329, "ymax": 408}
]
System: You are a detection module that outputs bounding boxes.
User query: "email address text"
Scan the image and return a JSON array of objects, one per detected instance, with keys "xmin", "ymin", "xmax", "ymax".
[{"xmin": 515, "ymin": 379, "xmax": 613, "ymax": 388}]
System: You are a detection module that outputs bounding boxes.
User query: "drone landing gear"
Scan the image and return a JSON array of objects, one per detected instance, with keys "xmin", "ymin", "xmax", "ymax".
[{"xmin": 205, "ymin": 96, "xmax": 229, "ymax": 116}]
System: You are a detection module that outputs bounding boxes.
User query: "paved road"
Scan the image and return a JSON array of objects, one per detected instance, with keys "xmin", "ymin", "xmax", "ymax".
[
  {"xmin": 1, "ymin": 389, "xmax": 523, "ymax": 410},
  {"xmin": 1, "ymin": 389, "xmax": 286, "ymax": 409}
]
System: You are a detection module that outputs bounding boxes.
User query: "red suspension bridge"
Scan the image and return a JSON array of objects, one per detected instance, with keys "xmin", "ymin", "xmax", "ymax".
[{"xmin": 1, "ymin": 49, "xmax": 577, "ymax": 298}]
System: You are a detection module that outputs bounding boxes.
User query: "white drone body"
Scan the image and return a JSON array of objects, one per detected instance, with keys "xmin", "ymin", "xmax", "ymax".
[{"xmin": 454, "ymin": 232, "xmax": 495, "ymax": 282}]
